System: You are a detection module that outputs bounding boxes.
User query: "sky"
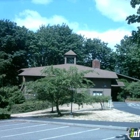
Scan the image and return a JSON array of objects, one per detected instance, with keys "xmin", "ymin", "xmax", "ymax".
[{"xmin": 0, "ymin": 0, "xmax": 138, "ymax": 49}]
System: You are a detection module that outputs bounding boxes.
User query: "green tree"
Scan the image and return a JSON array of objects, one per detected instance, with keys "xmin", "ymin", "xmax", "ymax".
[
  {"xmin": 113, "ymin": 0, "xmax": 140, "ymax": 78},
  {"xmin": 28, "ymin": 24, "xmax": 86, "ymax": 67},
  {"xmin": 0, "ymin": 20, "xmax": 30, "ymax": 86},
  {"xmin": 91, "ymin": 95, "xmax": 110, "ymax": 110},
  {"xmin": 115, "ymin": 35, "xmax": 140, "ymax": 78},
  {"xmin": 0, "ymin": 86, "xmax": 25, "ymax": 110},
  {"xmin": 84, "ymin": 38, "xmax": 116, "ymax": 70},
  {"xmin": 126, "ymin": 81, "xmax": 140, "ymax": 98},
  {"xmin": 126, "ymin": 0, "xmax": 140, "ymax": 24},
  {"xmin": 29, "ymin": 66, "xmax": 93, "ymax": 116}
]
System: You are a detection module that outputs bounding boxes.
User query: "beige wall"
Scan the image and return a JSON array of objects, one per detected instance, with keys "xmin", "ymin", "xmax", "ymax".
[
  {"xmin": 76, "ymin": 88, "xmax": 111, "ymax": 97},
  {"xmin": 88, "ymin": 88, "xmax": 111, "ymax": 96}
]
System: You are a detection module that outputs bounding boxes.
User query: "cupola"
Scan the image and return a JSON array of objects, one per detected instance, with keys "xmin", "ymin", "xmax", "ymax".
[{"xmin": 64, "ymin": 50, "xmax": 77, "ymax": 64}]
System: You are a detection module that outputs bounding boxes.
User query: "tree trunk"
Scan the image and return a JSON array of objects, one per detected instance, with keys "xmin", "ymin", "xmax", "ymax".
[
  {"xmin": 100, "ymin": 102, "xmax": 104, "ymax": 110},
  {"xmin": 55, "ymin": 100, "xmax": 62, "ymax": 116},
  {"xmin": 51, "ymin": 101, "xmax": 54, "ymax": 113}
]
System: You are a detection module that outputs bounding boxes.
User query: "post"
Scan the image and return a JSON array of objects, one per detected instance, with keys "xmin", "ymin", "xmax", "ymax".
[{"xmin": 70, "ymin": 90, "xmax": 73, "ymax": 116}]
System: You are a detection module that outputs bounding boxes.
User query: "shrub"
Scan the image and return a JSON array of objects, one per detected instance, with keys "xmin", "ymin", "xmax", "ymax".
[
  {"xmin": 0, "ymin": 109, "xmax": 11, "ymax": 119},
  {"xmin": 117, "ymin": 79, "xmax": 130, "ymax": 101},
  {"xmin": 126, "ymin": 81, "xmax": 140, "ymax": 98},
  {"xmin": 6, "ymin": 86, "xmax": 25, "ymax": 104},
  {"xmin": 126, "ymin": 98, "xmax": 140, "ymax": 101},
  {"xmin": 11, "ymin": 100, "xmax": 51, "ymax": 113},
  {"xmin": 91, "ymin": 95, "xmax": 110, "ymax": 110},
  {"xmin": 0, "ymin": 86, "xmax": 25, "ymax": 111}
]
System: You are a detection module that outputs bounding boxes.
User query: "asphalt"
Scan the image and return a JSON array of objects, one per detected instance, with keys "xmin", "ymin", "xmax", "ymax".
[
  {"xmin": 0, "ymin": 120, "xmax": 127, "ymax": 140},
  {"xmin": 113, "ymin": 102, "xmax": 140, "ymax": 116},
  {"xmin": 11, "ymin": 116, "xmax": 139, "ymax": 131}
]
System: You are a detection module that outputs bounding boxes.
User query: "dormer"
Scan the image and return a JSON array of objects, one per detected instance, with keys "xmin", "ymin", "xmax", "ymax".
[{"xmin": 64, "ymin": 50, "xmax": 77, "ymax": 64}]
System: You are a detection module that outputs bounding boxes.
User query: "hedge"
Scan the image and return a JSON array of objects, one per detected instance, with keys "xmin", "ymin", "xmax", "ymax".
[
  {"xmin": 0, "ymin": 109, "xmax": 11, "ymax": 119},
  {"xmin": 11, "ymin": 100, "xmax": 51, "ymax": 113}
]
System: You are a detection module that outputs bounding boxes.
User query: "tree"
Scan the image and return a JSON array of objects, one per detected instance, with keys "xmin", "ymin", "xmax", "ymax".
[
  {"xmin": 126, "ymin": 81, "xmax": 140, "ymax": 98},
  {"xmin": 29, "ymin": 66, "xmax": 93, "ymax": 116},
  {"xmin": 115, "ymin": 35, "xmax": 140, "ymax": 78},
  {"xmin": 0, "ymin": 86, "xmax": 25, "ymax": 110},
  {"xmin": 126, "ymin": 0, "xmax": 140, "ymax": 25},
  {"xmin": 117, "ymin": 79, "xmax": 130, "ymax": 101},
  {"xmin": 91, "ymin": 95, "xmax": 110, "ymax": 110},
  {"xmin": 0, "ymin": 20, "xmax": 30, "ymax": 86},
  {"xmin": 28, "ymin": 24, "xmax": 86, "ymax": 67},
  {"xmin": 84, "ymin": 38, "xmax": 116, "ymax": 70}
]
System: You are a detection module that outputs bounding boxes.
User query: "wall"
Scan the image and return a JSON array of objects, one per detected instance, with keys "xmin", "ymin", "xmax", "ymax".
[{"xmin": 24, "ymin": 76, "xmax": 43, "ymax": 82}]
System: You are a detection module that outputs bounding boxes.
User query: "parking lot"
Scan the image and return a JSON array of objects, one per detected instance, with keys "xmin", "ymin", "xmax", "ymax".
[{"xmin": 0, "ymin": 119, "xmax": 127, "ymax": 140}]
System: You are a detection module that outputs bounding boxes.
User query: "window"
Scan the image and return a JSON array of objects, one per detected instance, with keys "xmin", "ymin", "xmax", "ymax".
[
  {"xmin": 67, "ymin": 57, "xmax": 74, "ymax": 64},
  {"xmin": 92, "ymin": 91, "xmax": 103, "ymax": 96}
]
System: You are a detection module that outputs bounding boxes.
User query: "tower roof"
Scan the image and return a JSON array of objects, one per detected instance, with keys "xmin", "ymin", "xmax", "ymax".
[{"xmin": 64, "ymin": 50, "xmax": 77, "ymax": 56}]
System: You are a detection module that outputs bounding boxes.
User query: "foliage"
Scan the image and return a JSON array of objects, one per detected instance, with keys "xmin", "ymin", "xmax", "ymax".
[
  {"xmin": 0, "ymin": 108, "xmax": 10, "ymax": 119},
  {"xmin": 28, "ymin": 66, "xmax": 93, "ymax": 116},
  {"xmin": 11, "ymin": 100, "xmax": 51, "ymax": 113},
  {"xmin": 126, "ymin": 97, "xmax": 140, "ymax": 101},
  {"xmin": 125, "ymin": 81, "xmax": 140, "ymax": 98},
  {"xmin": 116, "ymin": 0, "xmax": 140, "ymax": 79},
  {"xmin": 115, "ymin": 35, "xmax": 140, "ymax": 79},
  {"xmin": 28, "ymin": 24, "xmax": 86, "ymax": 66},
  {"xmin": 117, "ymin": 80, "xmax": 140, "ymax": 101},
  {"xmin": 84, "ymin": 38, "xmax": 116, "ymax": 70},
  {"xmin": 0, "ymin": 86, "xmax": 25, "ymax": 111},
  {"xmin": 114, "ymin": 1, "xmax": 140, "ymax": 79},
  {"xmin": 0, "ymin": 88, "xmax": 9, "ymax": 109},
  {"xmin": 0, "ymin": 19, "xmax": 118, "ymax": 113},
  {"xmin": 126, "ymin": 0, "xmax": 140, "ymax": 24},
  {"xmin": 73, "ymin": 91, "xmax": 92, "ymax": 107},
  {"xmin": 0, "ymin": 19, "xmax": 115, "ymax": 87},
  {"xmin": 0, "ymin": 20, "xmax": 30, "ymax": 86},
  {"xmin": 91, "ymin": 95, "xmax": 110, "ymax": 110},
  {"xmin": 117, "ymin": 79, "xmax": 130, "ymax": 101}
]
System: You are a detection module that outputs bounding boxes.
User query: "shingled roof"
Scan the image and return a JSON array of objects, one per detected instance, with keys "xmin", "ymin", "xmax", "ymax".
[
  {"xmin": 64, "ymin": 50, "xmax": 77, "ymax": 56},
  {"xmin": 19, "ymin": 64, "xmax": 118, "ymax": 79}
]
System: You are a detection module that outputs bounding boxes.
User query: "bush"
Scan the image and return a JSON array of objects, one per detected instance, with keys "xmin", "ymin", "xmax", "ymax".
[
  {"xmin": 6, "ymin": 86, "xmax": 25, "ymax": 104},
  {"xmin": 0, "ymin": 109, "xmax": 11, "ymax": 119},
  {"xmin": 91, "ymin": 95, "xmax": 110, "ymax": 110},
  {"xmin": 0, "ymin": 86, "xmax": 25, "ymax": 111},
  {"xmin": 11, "ymin": 100, "xmax": 51, "ymax": 113},
  {"xmin": 117, "ymin": 79, "xmax": 130, "ymax": 101},
  {"xmin": 126, "ymin": 81, "xmax": 140, "ymax": 98},
  {"xmin": 126, "ymin": 98, "xmax": 140, "ymax": 101}
]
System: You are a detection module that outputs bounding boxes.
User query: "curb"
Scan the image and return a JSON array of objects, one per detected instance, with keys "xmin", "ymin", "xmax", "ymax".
[{"xmin": 14, "ymin": 119, "xmax": 127, "ymax": 131}]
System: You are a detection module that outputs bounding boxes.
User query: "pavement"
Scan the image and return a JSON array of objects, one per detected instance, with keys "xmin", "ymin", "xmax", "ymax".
[
  {"xmin": 114, "ymin": 102, "xmax": 140, "ymax": 116},
  {"xmin": 0, "ymin": 119, "xmax": 128, "ymax": 140}
]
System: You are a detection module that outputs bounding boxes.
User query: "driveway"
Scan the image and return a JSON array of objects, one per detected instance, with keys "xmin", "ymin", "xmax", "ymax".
[{"xmin": 113, "ymin": 102, "xmax": 140, "ymax": 116}]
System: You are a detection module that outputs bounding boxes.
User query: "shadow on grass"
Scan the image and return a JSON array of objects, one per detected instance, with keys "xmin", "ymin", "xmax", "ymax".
[
  {"xmin": 11, "ymin": 106, "xmax": 112, "ymax": 119},
  {"xmin": 30, "ymin": 109, "xmax": 96, "ymax": 119}
]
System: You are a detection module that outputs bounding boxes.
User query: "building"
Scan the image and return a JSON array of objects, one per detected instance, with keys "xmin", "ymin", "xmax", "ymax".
[{"xmin": 19, "ymin": 50, "xmax": 124, "ymax": 100}]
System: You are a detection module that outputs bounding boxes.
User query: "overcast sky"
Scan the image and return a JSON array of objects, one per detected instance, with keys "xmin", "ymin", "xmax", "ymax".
[{"xmin": 0, "ymin": 0, "xmax": 138, "ymax": 49}]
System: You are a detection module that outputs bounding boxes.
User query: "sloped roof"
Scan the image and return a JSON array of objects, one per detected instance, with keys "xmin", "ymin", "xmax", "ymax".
[
  {"xmin": 19, "ymin": 64, "xmax": 118, "ymax": 79},
  {"xmin": 117, "ymin": 73, "xmax": 140, "ymax": 81},
  {"xmin": 111, "ymin": 81, "xmax": 125, "ymax": 87},
  {"xmin": 64, "ymin": 50, "xmax": 77, "ymax": 56}
]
